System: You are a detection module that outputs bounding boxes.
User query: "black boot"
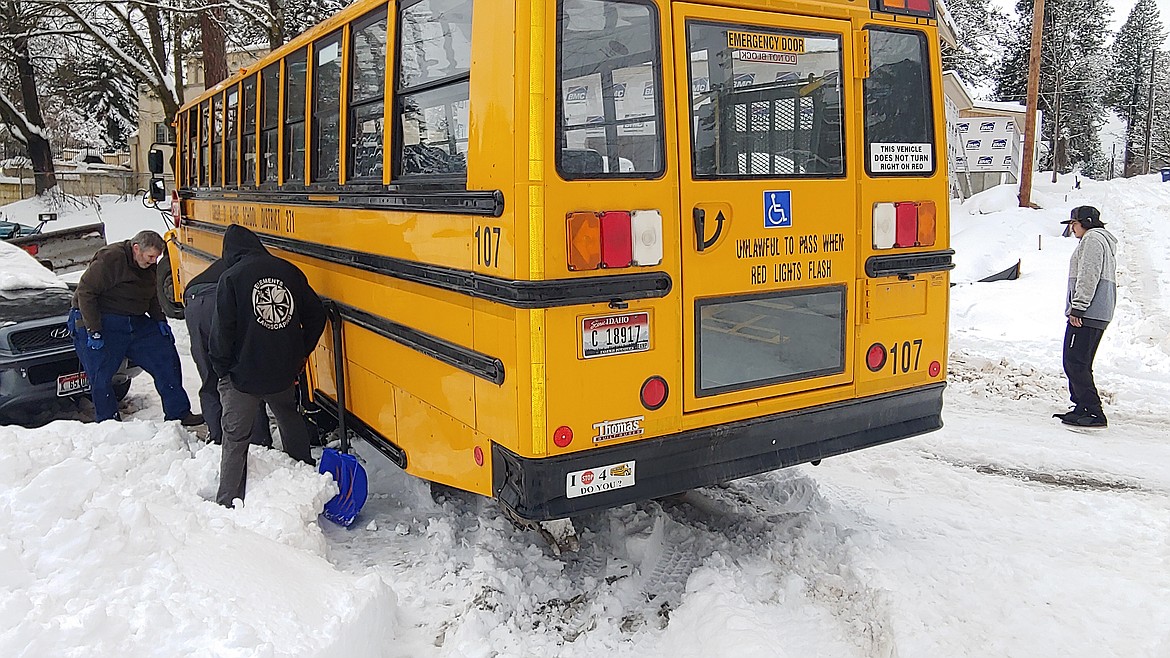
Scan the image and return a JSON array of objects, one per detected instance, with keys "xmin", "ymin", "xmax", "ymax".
[
  {"xmin": 1054, "ymin": 405, "xmax": 1087, "ymax": 423},
  {"xmin": 1074, "ymin": 410, "xmax": 1108, "ymax": 428}
]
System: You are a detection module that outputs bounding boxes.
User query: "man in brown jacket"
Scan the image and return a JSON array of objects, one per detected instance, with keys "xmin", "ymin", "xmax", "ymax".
[{"xmin": 67, "ymin": 230, "xmax": 202, "ymax": 424}]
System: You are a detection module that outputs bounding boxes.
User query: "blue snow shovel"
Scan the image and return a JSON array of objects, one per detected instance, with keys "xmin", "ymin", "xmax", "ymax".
[{"xmin": 319, "ymin": 303, "xmax": 368, "ymax": 527}]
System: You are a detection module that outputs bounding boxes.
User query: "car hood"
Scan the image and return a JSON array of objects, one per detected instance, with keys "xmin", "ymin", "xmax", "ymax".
[{"xmin": 0, "ymin": 287, "xmax": 73, "ymax": 326}]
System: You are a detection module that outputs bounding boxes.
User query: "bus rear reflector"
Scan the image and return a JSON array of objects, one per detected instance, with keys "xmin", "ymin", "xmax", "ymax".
[
  {"xmin": 553, "ymin": 426, "xmax": 574, "ymax": 448},
  {"xmin": 22, "ymin": 244, "xmax": 39, "ymax": 257},
  {"xmin": 599, "ymin": 211, "xmax": 633, "ymax": 268},
  {"xmin": 567, "ymin": 211, "xmax": 601, "ymax": 271},
  {"xmin": 866, "ymin": 343, "xmax": 887, "ymax": 371}
]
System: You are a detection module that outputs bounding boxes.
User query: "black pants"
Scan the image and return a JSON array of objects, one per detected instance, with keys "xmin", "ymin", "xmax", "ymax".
[
  {"xmin": 1063, "ymin": 323, "xmax": 1105, "ymax": 413},
  {"xmin": 184, "ymin": 288, "xmax": 271, "ymax": 446},
  {"xmin": 217, "ymin": 380, "xmax": 313, "ymax": 506}
]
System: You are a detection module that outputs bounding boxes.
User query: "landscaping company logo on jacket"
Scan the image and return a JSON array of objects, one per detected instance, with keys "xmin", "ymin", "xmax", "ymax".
[{"xmin": 252, "ymin": 278, "xmax": 295, "ymax": 330}]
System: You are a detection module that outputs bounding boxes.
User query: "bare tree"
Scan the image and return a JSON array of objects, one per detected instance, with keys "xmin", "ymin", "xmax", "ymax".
[{"xmin": 0, "ymin": 0, "xmax": 58, "ymax": 194}]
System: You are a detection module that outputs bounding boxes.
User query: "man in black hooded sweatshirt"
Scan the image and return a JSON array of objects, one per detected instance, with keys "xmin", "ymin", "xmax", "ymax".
[
  {"xmin": 184, "ymin": 257, "xmax": 272, "ymax": 447},
  {"xmin": 210, "ymin": 225, "xmax": 327, "ymax": 507}
]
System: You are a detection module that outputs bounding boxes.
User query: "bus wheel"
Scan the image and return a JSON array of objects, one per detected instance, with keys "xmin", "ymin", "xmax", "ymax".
[{"xmin": 156, "ymin": 255, "xmax": 184, "ymax": 320}]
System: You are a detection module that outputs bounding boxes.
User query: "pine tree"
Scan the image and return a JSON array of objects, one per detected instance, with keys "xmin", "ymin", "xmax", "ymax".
[
  {"xmin": 1105, "ymin": 0, "xmax": 1164, "ymax": 176},
  {"xmin": 941, "ymin": 0, "xmax": 1012, "ymax": 93},
  {"xmin": 995, "ymin": 0, "xmax": 1112, "ymax": 176}
]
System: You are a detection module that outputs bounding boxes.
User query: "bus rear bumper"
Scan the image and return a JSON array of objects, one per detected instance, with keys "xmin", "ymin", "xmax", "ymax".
[{"xmin": 492, "ymin": 383, "xmax": 945, "ymax": 521}]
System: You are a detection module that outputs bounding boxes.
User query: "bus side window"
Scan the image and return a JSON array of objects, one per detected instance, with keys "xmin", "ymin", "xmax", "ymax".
[
  {"xmin": 241, "ymin": 76, "xmax": 257, "ymax": 186},
  {"xmin": 225, "ymin": 85, "xmax": 239, "ymax": 186},
  {"xmin": 556, "ymin": 0, "xmax": 665, "ymax": 180},
  {"xmin": 394, "ymin": 0, "xmax": 472, "ymax": 181},
  {"xmin": 211, "ymin": 92, "xmax": 223, "ymax": 186},
  {"xmin": 313, "ymin": 32, "xmax": 343, "ymax": 183},
  {"xmin": 260, "ymin": 64, "xmax": 280, "ymax": 184},
  {"xmin": 284, "ymin": 49, "xmax": 309, "ymax": 185},
  {"xmin": 199, "ymin": 100, "xmax": 209, "ymax": 186},
  {"xmin": 348, "ymin": 7, "xmax": 389, "ymax": 183}
]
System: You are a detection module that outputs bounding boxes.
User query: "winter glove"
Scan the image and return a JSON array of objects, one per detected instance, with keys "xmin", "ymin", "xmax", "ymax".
[
  {"xmin": 86, "ymin": 331, "xmax": 104, "ymax": 350},
  {"xmin": 158, "ymin": 321, "xmax": 172, "ymax": 338}
]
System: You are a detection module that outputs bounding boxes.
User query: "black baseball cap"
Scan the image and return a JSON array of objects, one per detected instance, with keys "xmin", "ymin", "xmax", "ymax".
[{"xmin": 1061, "ymin": 205, "xmax": 1105, "ymax": 228}]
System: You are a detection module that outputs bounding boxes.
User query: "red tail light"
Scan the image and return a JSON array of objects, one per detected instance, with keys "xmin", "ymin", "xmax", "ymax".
[
  {"xmin": 895, "ymin": 203, "xmax": 917, "ymax": 247},
  {"xmin": 640, "ymin": 376, "xmax": 668, "ymax": 410},
  {"xmin": 866, "ymin": 343, "xmax": 887, "ymax": 371},
  {"xmin": 599, "ymin": 211, "xmax": 633, "ymax": 268}
]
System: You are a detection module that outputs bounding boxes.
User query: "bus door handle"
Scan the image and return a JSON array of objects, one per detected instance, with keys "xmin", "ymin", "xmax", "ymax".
[{"xmin": 693, "ymin": 206, "xmax": 726, "ymax": 252}]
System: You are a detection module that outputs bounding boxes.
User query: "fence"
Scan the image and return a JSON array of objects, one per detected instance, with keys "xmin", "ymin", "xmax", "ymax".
[{"xmin": 0, "ymin": 168, "xmax": 169, "ymax": 206}]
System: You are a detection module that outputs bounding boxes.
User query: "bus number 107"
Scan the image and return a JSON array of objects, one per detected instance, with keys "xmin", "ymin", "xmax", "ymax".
[
  {"xmin": 475, "ymin": 225, "xmax": 501, "ymax": 268},
  {"xmin": 888, "ymin": 339, "xmax": 922, "ymax": 374}
]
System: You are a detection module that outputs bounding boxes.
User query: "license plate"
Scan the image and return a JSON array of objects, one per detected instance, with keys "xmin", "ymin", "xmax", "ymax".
[
  {"xmin": 566, "ymin": 461, "xmax": 636, "ymax": 498},
  {"xmin": 581, "ymin": 312, "xmax": 650, "ymax": 359},
  {"xmin": 57, "ymin": 372, "xmax": 90, "ymax": 396}
]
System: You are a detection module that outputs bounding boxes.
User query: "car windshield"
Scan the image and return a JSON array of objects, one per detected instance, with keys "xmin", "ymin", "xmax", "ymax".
[
  {"xmin": 0, "ymin": 240, "xmax": 68, "ymax": 292},
  {"xmin": 0, "ymin": 220, "xmax": 34, "ymax": 240}
]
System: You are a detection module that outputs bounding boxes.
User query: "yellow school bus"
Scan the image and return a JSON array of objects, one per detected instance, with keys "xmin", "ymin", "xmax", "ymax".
[{"xmin": 164, "ymin": 0, "xmax": 952, "ymax": 523}]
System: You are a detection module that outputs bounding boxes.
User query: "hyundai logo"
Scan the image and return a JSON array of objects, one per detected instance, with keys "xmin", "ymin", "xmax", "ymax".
[{"xmin": 50, "ymin": 327, "xmax": 70, "ymax": 340}]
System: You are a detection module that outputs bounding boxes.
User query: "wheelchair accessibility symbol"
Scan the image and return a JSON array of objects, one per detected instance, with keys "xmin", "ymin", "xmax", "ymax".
[{"xmin": 764, "ymin": 190, "xmax": 792, "ymax": 228}]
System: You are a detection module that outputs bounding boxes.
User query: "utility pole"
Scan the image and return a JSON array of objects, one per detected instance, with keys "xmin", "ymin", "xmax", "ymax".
[
  {"xmin": 1019, "ymin": 0, "xmax": 1045, "ymax": 207},
  {"xmin": 1144, "ymin": 50, "xmax": 1157, "ymax": 175}
]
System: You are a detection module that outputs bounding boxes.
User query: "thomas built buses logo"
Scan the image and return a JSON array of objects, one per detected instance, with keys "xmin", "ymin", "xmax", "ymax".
[{"xmin": 592, "ymin": 416, "xmax": 644, "ymax": 443}]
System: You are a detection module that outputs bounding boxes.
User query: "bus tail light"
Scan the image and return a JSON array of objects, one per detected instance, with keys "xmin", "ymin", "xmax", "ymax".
[
  {"xmin": 599, "ymin": 211, "xmax": 633, "ymax": 268},
  {"xmin": 631, "ymin": 210, "xmax": 663, "ymax": 266},
  {"xmin": 866, "ymin": 343, "xmax": 887, "ymax": 371},
  {"xmin": 873, "ymin": 203, "xmax": 896, "ymax": 249},
  {"xmin": 567, "ymin": 210, "xmax": 662, "ymax": 270},
  {"xmin": 640, "ymin": 376, "xmax": 668, "ymax": 410},
  {"xmin": 567, "ymin": 212, "xmax": 601, "ymax": 271},
  {"xmin": 873, "ymin": 201, "xmax": 936, "ymax": 250},
  {"xmin": 916, "ymin": 201, "xmax": 937, "ymax": 246},
  {"xmin": 873, "ymin": 0, "xmax": 935, "ymax": 17},
  {"xmin": 895, "ymin": 203, "xmax": 917, "ymax": 247}
]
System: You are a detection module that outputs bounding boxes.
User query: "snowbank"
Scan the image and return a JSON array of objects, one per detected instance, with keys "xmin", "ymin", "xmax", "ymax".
[
  {"xmin": 0, "ymin": 420, "xmax": 397, "ymax": 657},
  {"xmin": 0, "ymin": 240, "xmax": 67, "ymax": 291}
]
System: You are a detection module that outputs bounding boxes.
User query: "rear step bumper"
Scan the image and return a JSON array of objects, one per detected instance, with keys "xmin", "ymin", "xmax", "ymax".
[{"xmin": 493, "ymin": 383, "xmax": 945, "ymax": 521}]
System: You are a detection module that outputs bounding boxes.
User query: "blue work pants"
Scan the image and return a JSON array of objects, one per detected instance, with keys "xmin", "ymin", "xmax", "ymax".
[{"xmin": 69, "ymin": 309, "xmax": 191, "ymax": 422}]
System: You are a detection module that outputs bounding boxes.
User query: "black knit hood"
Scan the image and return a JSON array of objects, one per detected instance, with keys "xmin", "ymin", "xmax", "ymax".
[{"xmin": 221, "ymin": 225, "xmax": 268, "ymax": 267}]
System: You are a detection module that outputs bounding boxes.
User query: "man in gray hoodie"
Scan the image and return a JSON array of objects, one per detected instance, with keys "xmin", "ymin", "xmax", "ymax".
[{"xmin": 1054, "ymin": 205, "xmax": 1117, "ymax": 428}]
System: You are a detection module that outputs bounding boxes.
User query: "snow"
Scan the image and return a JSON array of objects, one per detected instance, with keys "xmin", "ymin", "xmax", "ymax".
[
  {"xmin": 0, "ymin": 240, "xmax": 67, "ymax": 292},
  {"xmin": 4, "ymin": 177, "xmax": 1170, "ymax": 656}
]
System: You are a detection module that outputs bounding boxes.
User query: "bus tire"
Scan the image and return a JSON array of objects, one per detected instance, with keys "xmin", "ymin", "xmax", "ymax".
[{"xmin": 156, "ymin": 255, "xmax": 184, "ymax": 320}]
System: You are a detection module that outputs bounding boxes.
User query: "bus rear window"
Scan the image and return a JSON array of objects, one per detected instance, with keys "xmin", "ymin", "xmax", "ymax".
[
  {"xmin": 686, "ymin": 21, "xmax": 845, "ymax": 178},
  {"xmin": 556, "ymin": 0, "xmax": 664, "ymax": 179},
  {"xmin": 863, "ymin": 28, "xmax": 935, "ymax": 176}
]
